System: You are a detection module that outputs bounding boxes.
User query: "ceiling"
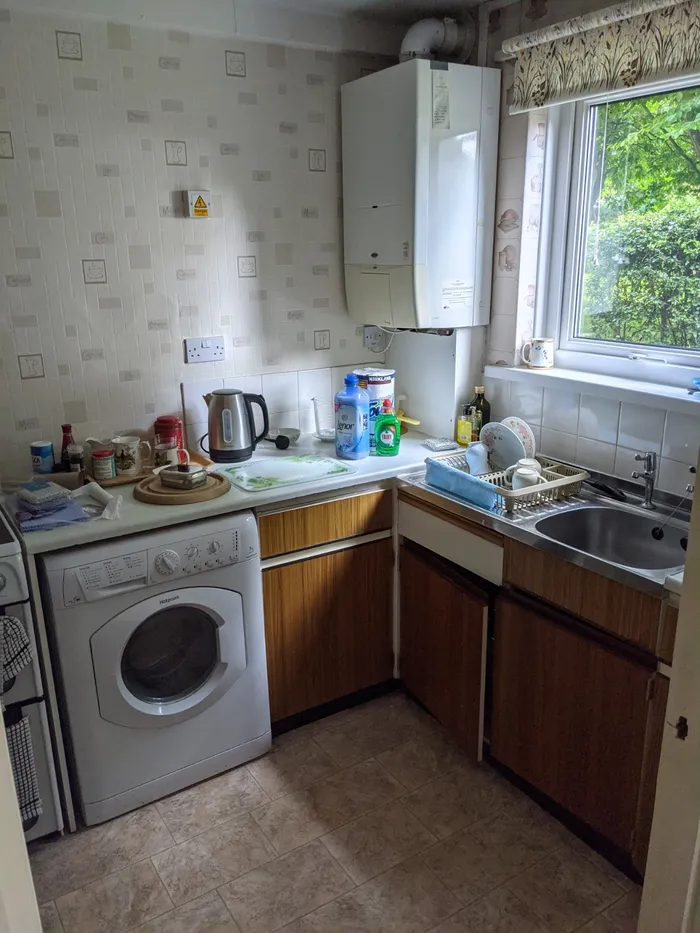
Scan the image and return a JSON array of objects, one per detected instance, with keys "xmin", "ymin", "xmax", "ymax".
[{"xmin": 261, "ymin": 0, "xmax": 481, "ymax": 24}]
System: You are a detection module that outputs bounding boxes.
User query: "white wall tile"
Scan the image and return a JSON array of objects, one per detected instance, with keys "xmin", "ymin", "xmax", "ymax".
[
  {"xmin": 659, "ymin": 457, "xmax": 695, "ymax": 497},
  {"xmin": 221, "ymin": 375, "xmax": 264, "ymax": 397},
  {"xmin": 181, "ymin": 379, "xmax": 223, "ymax": 426},
  {"xmin": 662, "ymin": 410, "xmax": 700, "ymax": 464},
  {"xmin": 540, "ymin": 428, "xmax": 577, "ymax": 463},
  {"xmin": 483, "ymin": 377, "xmax": 511, "ymax": 422},
  {"xmin": 542, "ymin": 389, "xmax": 580, "ymax": 434},
  {"xmin": 613, "ymin": 445, "xmax": 639, "ymax": 481},
  {"xmin": 575, "ymin": 436, "xmax": 616, "ymax": 474},
  {"xmin": 578, "ymin": 395, "xmax": 620, "ymax": 444},
  {"xmin": 298, "ymin": 367, "xmax": 332, "ymax": 409},
  {"xmin": 262, "ymin": 371, "xmax": 299, "ymax": 413},
  {"xmin": 618, "ymin": 403, "xmax": 665, "ymax": 454},
  {"xmin": 508, "ymin": 384, "xmax": 543, "ymax": 426}
]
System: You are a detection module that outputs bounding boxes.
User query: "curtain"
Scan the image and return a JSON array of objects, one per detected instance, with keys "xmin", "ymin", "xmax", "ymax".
[{"xmin": 504, "ymin": 0, "xmax": 700, "ymax": 113}]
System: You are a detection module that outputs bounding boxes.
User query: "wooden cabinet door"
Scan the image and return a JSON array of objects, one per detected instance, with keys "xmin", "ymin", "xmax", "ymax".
[
  {"xmin": 492, "ymin": 591, "xmax": 652, "ymax": 853},
  {"xmin": 400, "ymin": 544, "xmax": 488, "ymax": 761},
  {"xmin": 263, "ymin": 538, "xmax": 393, "ymax": 722}
]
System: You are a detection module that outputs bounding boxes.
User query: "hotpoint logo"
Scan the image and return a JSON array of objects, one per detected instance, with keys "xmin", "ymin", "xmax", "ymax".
[{"xmin": 159, "ymin": 594, "xmax": 180, "ymax": 605}]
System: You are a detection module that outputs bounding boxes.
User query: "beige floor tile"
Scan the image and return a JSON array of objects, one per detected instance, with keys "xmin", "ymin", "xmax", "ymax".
[
  {"xmin": 506, "ymin": 846, "xmax": 626, "ymax": 933},
  {"xmin": 131, "ymin": 891, "xmax": 240, "ymax": 933},
  {"xmin": 321, "ymin": 799, "xmax": 437, "ymax": 884},
  {"xmin": 421, "ymin": 801, "xmax": 568, "ymax": 904},
  {"xmin": 151, "ymin": 813, "xmax": 277, "ymax": 905},
  {"xmin": 429, "ymin": 886, "xmax": 551, "ymax": 932},
  {"xmin": 247, "ymin": 738, "xmax": 338, "ymax": 799},
  {"xmin": 376, "ymin": 730, "xmax": 467, "ymax": 791},
  {"xmin": 403, "ymin": 762, "xmax": 520, "ymax": 839},
  {"xmin": 30, "ymin": 806, "xmax": 174, "ymax": 903},
  {"xmin": 40, "ymin": 901, "xmax": 65, "ymax": 933},
  {"xmin": 55, "ymin": 860, "xmax": 172, "ymax": 933},
  {"xmin": 282, "ymin": 854, "xmax": 462, "ymax": 932},
  {"xmin": 568, "ymin": 837, "xmax": 636, "ymax": 893},
  {"xmin": 253, "ymin": 759, "xmax": 405, "ymax": 854},
  {"xmin": 577, "ymin": 888, "xmax": 642, "ymax": 933},
  {"xmin": 314, "ymin": 698, "xmax": 437, "ymax": 768},
  {"xmin": 218, "ymin": 839, "xmax": 354, "ymax": 933},
  {"xmin": 156, "ymin": 767, "xmax": 269, "ymax": 843}
]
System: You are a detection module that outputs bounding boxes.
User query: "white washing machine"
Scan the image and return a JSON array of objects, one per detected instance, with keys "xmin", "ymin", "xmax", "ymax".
[{"xmin": 40, "ymin": 511, "xmax": 271, "ymax": 825}]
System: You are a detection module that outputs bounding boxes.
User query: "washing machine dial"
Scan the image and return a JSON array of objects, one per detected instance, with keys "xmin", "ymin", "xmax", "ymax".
[
  {"xmin": 186, "ymin": 545, "xmax": 199, "ymax": 559},
  {"xmin": 0, "ymin": 573, "xmax": 6, "ymax": 593},
  {"xmin": 208, "ymin": 541, "xmax": 221, "ymax": 555},
  {"xmin": 155, "ymin": 550, "xmax": 180, "ymax": 575}
]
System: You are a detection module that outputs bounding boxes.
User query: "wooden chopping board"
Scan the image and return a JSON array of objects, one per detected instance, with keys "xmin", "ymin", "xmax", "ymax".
[{"xmin": 133, "ymin": 471, "xmax": 230, "ymax": 505}]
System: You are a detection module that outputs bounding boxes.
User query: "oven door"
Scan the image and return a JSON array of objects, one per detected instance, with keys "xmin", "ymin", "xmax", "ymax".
[{"xmin": 90, "ymin": 587, "xmax": 246, "ymax": 728}]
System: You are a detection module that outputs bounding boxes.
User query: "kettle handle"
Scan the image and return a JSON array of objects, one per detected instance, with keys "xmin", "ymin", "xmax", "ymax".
[
  {"xmin": 244, "ymin": 394, "xmax": 269, "ymax": 446},
  {"xmin": 199, "ymin": 433, "xmax": 210, "ymax": 455}
]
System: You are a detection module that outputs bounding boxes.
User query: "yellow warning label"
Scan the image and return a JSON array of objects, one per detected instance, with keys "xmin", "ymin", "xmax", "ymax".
[{"xmin": 193, "ymin": 195, "xmax": 208, "ymax": 217}]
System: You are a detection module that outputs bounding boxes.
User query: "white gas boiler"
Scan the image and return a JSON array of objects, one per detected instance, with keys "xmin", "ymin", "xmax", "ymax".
[{"xmin": 342, "ymin": 59, "xmax": 500, "ymax": 329}]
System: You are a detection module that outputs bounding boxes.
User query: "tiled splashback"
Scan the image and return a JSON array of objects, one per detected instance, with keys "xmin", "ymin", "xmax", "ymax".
[
  {"xmin": 0, "ymin": 8, "xmax": 387, "ymax": 479},
  {"xmin": 181, "ymin": 363, "xmax": 375, "ymax": 451},
  {"xmin": 486, "ymin": 378, "xmax": 698, "ymax": 497}
]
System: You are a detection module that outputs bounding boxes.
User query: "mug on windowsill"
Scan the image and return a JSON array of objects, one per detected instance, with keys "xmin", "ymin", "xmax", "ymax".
[{"xmin": 521, "ymin": 337, "xmax": 554, "ymax": 369}]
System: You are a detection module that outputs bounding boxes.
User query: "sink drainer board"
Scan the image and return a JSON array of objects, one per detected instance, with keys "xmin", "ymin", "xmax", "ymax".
[{"xmin": 426, "ymin": 454, "xmax": 589, "ymax": 513}]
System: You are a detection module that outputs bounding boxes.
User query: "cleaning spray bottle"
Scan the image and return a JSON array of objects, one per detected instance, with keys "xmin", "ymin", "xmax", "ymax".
[{"xmin": 373, "ymin": 398, "xmax": 401, "ymax": 457}]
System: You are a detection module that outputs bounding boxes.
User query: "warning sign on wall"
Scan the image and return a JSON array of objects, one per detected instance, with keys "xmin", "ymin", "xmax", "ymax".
[
  {"xmin": 193, "ymin": 195, "xmax": 208, "ymax": 217},
  {"xmin": 184, "ymin": 189, "xmax": 211, "ymax": 218}
]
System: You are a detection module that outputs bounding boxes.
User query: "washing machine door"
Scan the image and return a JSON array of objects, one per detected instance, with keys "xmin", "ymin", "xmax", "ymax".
[{"xmin": 90, "ymin": 587, "xmax": 246, "ymax": 728}]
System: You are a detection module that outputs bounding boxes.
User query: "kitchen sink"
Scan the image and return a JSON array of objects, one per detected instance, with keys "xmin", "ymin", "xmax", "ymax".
[{"xmin": 534, "ymin": 505, "xmax": 686, "ymax": 571}]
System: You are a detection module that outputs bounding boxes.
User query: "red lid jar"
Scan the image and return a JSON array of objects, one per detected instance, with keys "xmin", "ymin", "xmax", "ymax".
[{"xmin": 154, "ymin": 415, "xmax": 184, "ymax": 449}]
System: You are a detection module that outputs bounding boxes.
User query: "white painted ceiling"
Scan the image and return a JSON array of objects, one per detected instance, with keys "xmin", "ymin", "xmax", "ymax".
[{"xmin": 259, "ymin": 0, "xmax": 481, "ymax": 24}]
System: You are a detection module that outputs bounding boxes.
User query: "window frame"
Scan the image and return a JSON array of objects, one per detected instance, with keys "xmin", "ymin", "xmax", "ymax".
[{"xmin": 538, "ymin": 74, "xmax": 700, "ymax": 388}]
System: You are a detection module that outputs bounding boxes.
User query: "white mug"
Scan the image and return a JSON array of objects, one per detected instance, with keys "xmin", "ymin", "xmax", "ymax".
[
  {"xmin": 505, "ymin": 458, "xmax": 542, "ymax": 485},
  {"xmin": 154, "ymin": 444, "xmax": 190, "ymax": 468},
  {"xmin": 510, "ymin": 467, "xmax": 542, "ymax": 490},
  {"xmin": 112, "ymin": 435, "xmax": 152, "ymax": 475},
  {"xmin": 521, "ymin": 337, "xmax": 554, "ymax": 369}
]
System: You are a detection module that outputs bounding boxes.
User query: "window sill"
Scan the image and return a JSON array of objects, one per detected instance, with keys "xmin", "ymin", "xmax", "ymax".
[{"xmin": 483, "ymin": 365, "xmax": 699, "ymax": 415}]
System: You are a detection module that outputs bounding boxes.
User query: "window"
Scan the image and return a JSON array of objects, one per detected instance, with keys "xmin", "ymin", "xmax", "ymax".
[{"xmin": 543, "ymin": 79, "xmax": 700, "ymax": 380}]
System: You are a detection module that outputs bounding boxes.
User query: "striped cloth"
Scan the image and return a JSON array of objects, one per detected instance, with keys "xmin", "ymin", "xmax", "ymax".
[
  {"xmin": 6, "ymin": 714, "xmax": 43, "ymax": 823},
  {"xmin": 0, "ymin": 615, "xmax": 32, "ymax": 699}
]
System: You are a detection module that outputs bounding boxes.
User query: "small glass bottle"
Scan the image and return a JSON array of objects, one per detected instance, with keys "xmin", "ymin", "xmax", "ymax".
[
  {"xmin": 66, "ymin": 443, "xmax": 85, "ymax": 472},
  {"xmin": 468, "ymin": 386, "xmax": 491, "ymax": 441},
  {"xmin": 60, "ymin": 424, "xmax": 75, "ymax": 471}
]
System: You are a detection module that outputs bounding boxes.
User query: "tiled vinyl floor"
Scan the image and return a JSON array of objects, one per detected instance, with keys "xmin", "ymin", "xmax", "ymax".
[{"xmin": 31, "ymin": 693, "xmax": 641, "ymax": 933}]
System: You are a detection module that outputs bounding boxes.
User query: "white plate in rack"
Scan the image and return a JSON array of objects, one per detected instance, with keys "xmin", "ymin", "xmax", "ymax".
[
  {"xmin": 479, "ymin": 421, "xmax": 526, "ymax": 472},
  {"xmin": 501, "ymin": 416, "xmax": 536, "ymax": 459}
]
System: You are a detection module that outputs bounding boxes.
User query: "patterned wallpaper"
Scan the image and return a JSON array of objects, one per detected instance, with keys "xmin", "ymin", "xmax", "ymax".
[{"xmin": 0, "ymin": 8, "xmax": 385, "ymax": 478}]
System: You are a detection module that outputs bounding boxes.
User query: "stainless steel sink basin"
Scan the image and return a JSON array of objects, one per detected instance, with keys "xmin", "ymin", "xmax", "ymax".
[{"xmin": 535, "ymin": 506, "xmax": 686, "ymax": 571}]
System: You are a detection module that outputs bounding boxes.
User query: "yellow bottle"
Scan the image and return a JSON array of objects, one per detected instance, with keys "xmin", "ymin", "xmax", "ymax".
[{"xmin": 456, "ymin": 403, "xmax": 472, "ymax": 447}]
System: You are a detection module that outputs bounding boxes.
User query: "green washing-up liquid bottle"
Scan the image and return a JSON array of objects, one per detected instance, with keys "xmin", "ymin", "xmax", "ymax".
[{"xmin": 374, "ymin": 399, "xmax": 401, "ymax": 457}]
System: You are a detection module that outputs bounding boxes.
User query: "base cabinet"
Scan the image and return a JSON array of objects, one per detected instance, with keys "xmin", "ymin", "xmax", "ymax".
[
  {"xmin": 492, "ymin": 591, "xmax": 663, "ymax": 863},
  {"xmin": 263, "ymin": 538, "xmax": 394, "ymax": 722},
  {"xmin": 400, "ymin": 543, "xmax": 488, "ymax": 760}
]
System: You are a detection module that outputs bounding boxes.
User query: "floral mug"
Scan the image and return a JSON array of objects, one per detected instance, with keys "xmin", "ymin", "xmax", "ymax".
[{"xmin": 112, "ymin": 435, "xmax": 151, "ymax": 475}]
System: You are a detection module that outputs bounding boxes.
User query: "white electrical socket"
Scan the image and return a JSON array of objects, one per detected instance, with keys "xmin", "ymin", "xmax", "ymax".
[
  {"xmin": 184, "ymin": 336, "xmax": 225, "ymax": 363},
  {"xmin": 363, "ymin": 325, "xmax": 384, "ymax": 351}
]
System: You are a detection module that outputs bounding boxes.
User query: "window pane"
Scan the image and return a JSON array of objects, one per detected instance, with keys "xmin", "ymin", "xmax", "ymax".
[{"xmin": 577, "ymin": 86, "xmax": 700, "ymax": 352}]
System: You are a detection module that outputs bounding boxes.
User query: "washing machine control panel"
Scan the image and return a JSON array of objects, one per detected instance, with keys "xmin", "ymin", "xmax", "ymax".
[{"xmin": 149, "ymin": 527, "xmax": 245, "ymax": 582}]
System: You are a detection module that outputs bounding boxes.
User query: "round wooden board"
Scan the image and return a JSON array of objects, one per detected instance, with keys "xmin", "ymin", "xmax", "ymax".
[{"xmin": 133, "ymin": 471, "xmax": 230, "ymax": 505}]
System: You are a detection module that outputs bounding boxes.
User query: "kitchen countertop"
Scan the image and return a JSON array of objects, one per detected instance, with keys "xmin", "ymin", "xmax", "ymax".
[{"xmin": 14, "ymin": 433, "xmax": 435, "ymax": 555}]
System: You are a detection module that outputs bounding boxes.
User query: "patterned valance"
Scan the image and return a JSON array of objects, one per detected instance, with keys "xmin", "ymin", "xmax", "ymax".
[{"xmin": 504, "ymin": 0, "xmax": 700, "ymax": 114}]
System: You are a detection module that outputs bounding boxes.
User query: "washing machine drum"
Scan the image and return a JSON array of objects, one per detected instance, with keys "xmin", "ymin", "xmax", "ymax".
[{"xmin": 91, "ymin": 587, "xmax": 247, "ymax": 728}]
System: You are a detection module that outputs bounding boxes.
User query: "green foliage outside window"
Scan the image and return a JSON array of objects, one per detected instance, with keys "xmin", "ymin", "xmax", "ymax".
[{"xmin": 579, "ymin": 86, "xmax": 700, "ymax": 351}]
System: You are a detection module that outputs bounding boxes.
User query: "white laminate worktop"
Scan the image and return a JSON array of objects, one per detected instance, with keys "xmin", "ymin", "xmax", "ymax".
[{"xmin": 16, "ymin": 433, "xmax": 434, "ymax": 555}]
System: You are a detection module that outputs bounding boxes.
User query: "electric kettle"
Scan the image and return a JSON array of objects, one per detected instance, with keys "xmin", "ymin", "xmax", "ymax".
[{"xmin": 200, "ymin": 389, "xmax": 269, "ymax": 463}]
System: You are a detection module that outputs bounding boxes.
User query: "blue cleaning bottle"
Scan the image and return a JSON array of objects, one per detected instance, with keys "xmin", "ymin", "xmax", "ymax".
[{"xmin": 335, "ymin": 373, "xmax": 370, "ymax": 460}]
